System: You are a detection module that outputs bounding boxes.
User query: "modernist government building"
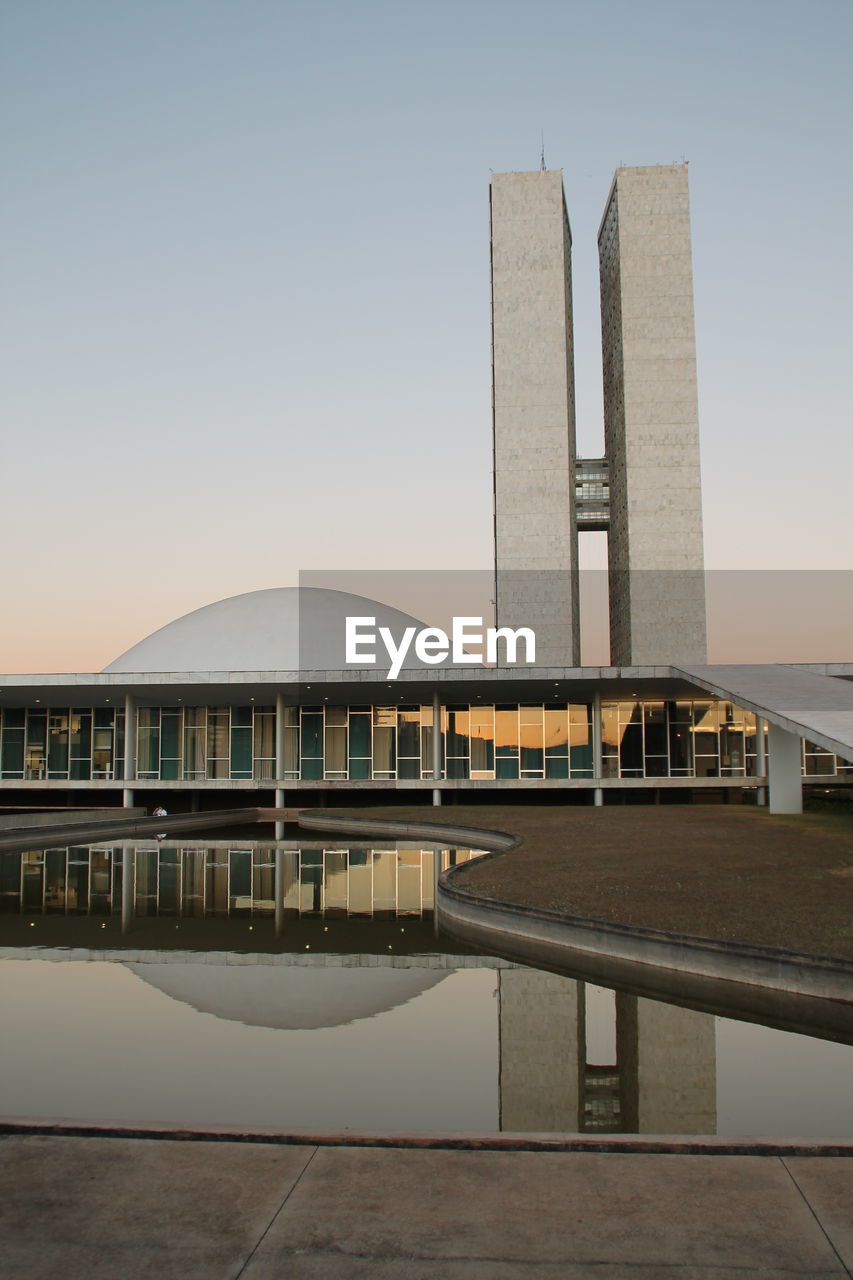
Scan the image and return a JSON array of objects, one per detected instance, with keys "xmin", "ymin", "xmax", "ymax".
[{"xmin": 2, "ymin": 165, "xmax": 851, "ymax": 815}]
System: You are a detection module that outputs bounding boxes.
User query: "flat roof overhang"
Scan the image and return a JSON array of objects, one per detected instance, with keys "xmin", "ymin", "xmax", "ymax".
[{"xmin": 0, "ymin": 666, "xmax": 723, "ymax": 708}]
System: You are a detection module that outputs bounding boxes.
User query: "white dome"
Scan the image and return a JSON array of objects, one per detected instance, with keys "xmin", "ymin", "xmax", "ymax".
[{"xmin": 102, "ymin": 586, "xmax": 429, "ymax": 674}]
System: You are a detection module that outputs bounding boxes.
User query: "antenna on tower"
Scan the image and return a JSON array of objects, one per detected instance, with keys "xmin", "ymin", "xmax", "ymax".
[{"xmin": 540, "ymin": 131, "xmax": 546, "ymax": 171}]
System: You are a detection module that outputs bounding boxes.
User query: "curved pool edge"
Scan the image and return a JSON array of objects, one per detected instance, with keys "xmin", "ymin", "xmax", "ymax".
[
  {"xmin": 297, "ymin": 808, "xmax": 520, "ymax": 853},
  {"xmin": 298, "ymin": 809, "xmax": 853, "ymax": 1025}
]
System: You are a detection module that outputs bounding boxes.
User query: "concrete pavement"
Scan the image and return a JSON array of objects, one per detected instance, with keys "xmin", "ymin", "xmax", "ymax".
[{"xmin": 1, "ymin": 1134, "xmax": 851, "ymax": 1278}]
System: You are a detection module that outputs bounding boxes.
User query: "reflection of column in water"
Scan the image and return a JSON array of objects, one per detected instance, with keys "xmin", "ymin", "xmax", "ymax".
[
  {"xmin": 432, "ymin": 848, "xmax": 442, "ymax": 936},
  {"xmin": 498, "ymin": 968, "xmax": 583, "ymax": 1132},
  {"xmin": 616, "ymin": 994, "xmax": 717, "ymax": 1134},
  {"xmin": 121, "ymin": 848, "xmax": 134, "ymax": 935},
  {"xmin": 274, "ymin": 848, "xmax": 284, "ymax": 936}
]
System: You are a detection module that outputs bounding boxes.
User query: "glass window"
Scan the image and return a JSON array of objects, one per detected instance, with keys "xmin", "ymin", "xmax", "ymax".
[
  {"xmin": 48, "ymin": 712, "xmax": 69, "ymax": 776},
  {"xmin": 643, "ymin": 703, "xmax": 667, "ymax": 756},
  {"xmin": 325, "ymin": 722, "xmax": 347, "ymax": 777},
  {"xmin": 301, "ymin": 712, "xmax": 323, "ymax": 760},
  {"xmin": 230, "ymin": 725, "xmax": 252, "ymax": 778},
  {"xmin": 446, "ymin": 709, "xmax": 469, "ymax": 758},
  {"xmin": 544, "ymin": 709, "xmax": 569, "ymax": 756},
  {"xmin": 619, "ymin": 723, "xmax": 643, "ymax": 774},
  {"xmin": 495, "ymin": 708, "xmax": 518, "ymax": 758},
  {"xmin": 669, "ymin": 722, "xmax": 692, "ymax": 772},
  {"xmin": 398, "ymin": 709, "xmax": 421, "ymax": 758}
]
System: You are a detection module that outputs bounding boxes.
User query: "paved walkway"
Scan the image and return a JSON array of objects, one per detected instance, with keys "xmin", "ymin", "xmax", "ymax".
[{"xmin": 1, "ymin": 1134, "xmax": 851, "ymax": 1278}]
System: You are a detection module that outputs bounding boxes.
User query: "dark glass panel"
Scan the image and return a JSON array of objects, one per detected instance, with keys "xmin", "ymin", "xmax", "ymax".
[
  {"xmin": 301, "ymin": 712, "xmax": 323, "ymax": 759},
  {"xmin": 398, "ymin": 711, "xmax": 420, "ymax": 757},
  {"xmin": 229, "ymin": 850, "xmax": 252, "ymax": 900},
  {"xmin": 693, "ymin": 731, "xmax": 718, "ymax": 756},
  {"xmin": 520, "ymin": 744, "xmax": 544, "ymax": 771},
  {"xmin": 446, "ymin": 709, "xmax": 469, "ymax": 757},
  {"xmin": 619, "ymin": 723, "xmax": 643, "ymax": 773},
  {"xmin": 158, "ymin": 849, "xmax": 179, "ymax": 914},
  {"xmin": 230, "ymin": 726, "xmax": 252, "ymax": 776},
  {"xmin": 26, "ymin": 711, "xmax": 47, "ymax": 746},
  {"xmin": 668, "ymin": 724, "xmax": 692, "ymax": 771},
  {"xmin": 1, "ymin": 729, "xmax": 24, "ymax": 776},
  {"xmin": 22, "ymin": 856, "xmax": 43, "ymax": 909},
  {"xmin": 643, "ymin": 703, "xmax": 667, "ymax": 756},
  {"xmin": 348, "ymin": 713, "xmax": 370, "ymax": 758},
  {"xmin": 546, "ymin": 756, "xmax": 569, "ymax": 779}
]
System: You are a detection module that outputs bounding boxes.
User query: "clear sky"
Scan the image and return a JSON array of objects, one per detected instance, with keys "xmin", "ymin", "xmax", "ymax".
[{"xmin": 2, "ymin": 0, "xmax": 851, "ymax": 672}]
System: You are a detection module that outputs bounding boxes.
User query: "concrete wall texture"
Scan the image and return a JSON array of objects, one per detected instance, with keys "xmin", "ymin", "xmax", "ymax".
[
  {"xmin": 490, "ymin": 170, "xmax": 580, "ymax": 666},
  {"xmin": 598, "ymin": 164, "xmax": 707, "ymax": 665}
]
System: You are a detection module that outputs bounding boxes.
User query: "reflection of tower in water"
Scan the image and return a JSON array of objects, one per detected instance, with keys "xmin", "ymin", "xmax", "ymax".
[{"xmin": 498, "ymin": 969, "xmax": 717, "ymax": 1135}]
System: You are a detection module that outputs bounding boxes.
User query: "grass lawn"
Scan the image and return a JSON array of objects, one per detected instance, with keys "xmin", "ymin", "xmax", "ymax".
[{"xmin": 327, "ymin": 804, "xmax": 853, "ymax": 961}]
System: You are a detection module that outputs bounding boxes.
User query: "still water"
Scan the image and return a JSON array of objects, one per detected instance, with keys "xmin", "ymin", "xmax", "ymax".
[{"xmin": 0, "ymin": 839, "xmax": 850, "ymax": 1138}]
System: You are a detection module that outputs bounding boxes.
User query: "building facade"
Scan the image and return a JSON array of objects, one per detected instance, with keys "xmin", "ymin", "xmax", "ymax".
[{"xmin": 1, "ymin": 167, "xmax": 850, "ymax": 815}]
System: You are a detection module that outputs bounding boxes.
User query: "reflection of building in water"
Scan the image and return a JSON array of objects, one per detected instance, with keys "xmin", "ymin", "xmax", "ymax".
[
  {"xmin": 616, "ymin": 993, "xmax": 716, "ymax": 1133},
  {"xmin": 498, "ymin": 970, "xmax": 716, "ymax": 1135},
  {"xmin": 0, "ymin": 844, "xmax": 480, "ymax": 920},
  {"xmin": 499, "ymin": 969, "xmax": 583, "ymax": 1131}
]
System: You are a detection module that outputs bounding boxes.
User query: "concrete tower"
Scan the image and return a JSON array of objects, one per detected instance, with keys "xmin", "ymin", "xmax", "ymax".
[
  {"xmin": 490, "ymin": 170, "xmax": 580, "ymax": 667},
  {"xmin": 598, "ymin": 164, "xmax": 707, "ymax": 665}
]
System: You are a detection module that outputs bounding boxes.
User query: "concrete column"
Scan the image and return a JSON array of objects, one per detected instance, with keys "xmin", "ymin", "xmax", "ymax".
[
  {"xmin": 754, "ymin": 714, "xmax": 767, "ymax": 807},
  {"xmin": 767, "ymin": 721, "xmax": 803, "ymax": 814},
  {"xmin": 592, "ymin": 690, "xmax": 603, "ymax": 806},
  {"xmin": 122, "ymin": 694, "xmax": 136, "ymax": 809},
  {"xmin": 432, "ymin": 692, "xmax": 442, "ymax": 806},
  {"xmin": 275, "ymin": 693, "xmax": 286, "ymax": 837}
]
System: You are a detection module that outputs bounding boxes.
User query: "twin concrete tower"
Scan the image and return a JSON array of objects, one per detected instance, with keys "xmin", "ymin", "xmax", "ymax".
[{"xmin": 491, "ymin": 164, "xmax": 707, "ymax": 667}]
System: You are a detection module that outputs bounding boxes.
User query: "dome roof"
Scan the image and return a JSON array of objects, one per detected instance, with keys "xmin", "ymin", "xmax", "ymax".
[
  {"xmin": 103, "ymin": 586, "xmax": 429, "ymax": 674},
  {"xmin": 126, "ymin": 962, "xmax": 449, "ymax": 1030}
]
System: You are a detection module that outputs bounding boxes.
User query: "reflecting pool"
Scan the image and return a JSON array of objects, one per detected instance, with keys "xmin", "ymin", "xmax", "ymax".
[{"xmin": 0, "ymin": 841, "xmax": 850, "ymax": 1138}]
